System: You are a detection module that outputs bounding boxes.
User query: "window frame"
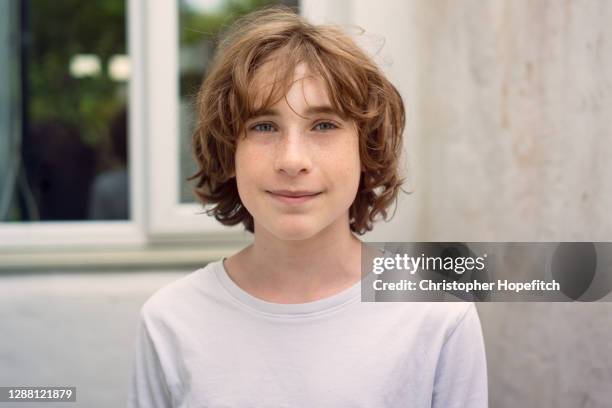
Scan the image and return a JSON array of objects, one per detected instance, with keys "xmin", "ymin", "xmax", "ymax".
[
  {"xmin": 146, "ymin": 0, "xmax": 346, "ymax": 240},
  {"xmin": 0, "ymin": 0, "xmax": 348, "ymax": 251},
  {"xmin": 0, "ymin": 0, "xmax": 148, "ymax": 249},
  {"xmin": 0, "ymin": 0, "xmax": 250, "ymax": 251},
  {"xmin": 145, "ymin": 0, "xmax": 246, "ymax": 242}
]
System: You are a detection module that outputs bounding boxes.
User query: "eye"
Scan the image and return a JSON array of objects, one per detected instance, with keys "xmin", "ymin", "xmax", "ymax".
[
  {"xmin": 250, "ymin": 122, "xmax": 276, "ymax": 133},
  {"xmin": 313, "ymin": 121, "xmax": 338, "ymax": 131}
]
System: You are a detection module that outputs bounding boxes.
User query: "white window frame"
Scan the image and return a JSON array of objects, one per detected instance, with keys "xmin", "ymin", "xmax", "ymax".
[
  {"xmin": 144, "ymin": 0, "xmax": 247, "ymax": 243},
  {"xmin": 0, "ymin": 0, "xmax": 352, "ymax": 252},
  {"xmin": 0, "ymin": 0, "xmax": 148, "ymax": 250},
  {"xmin": 145, "ymin": 0, "xmax": 349, "ymax": 241},
  {"xmin": 0, "ymin": 0, "xmax": 250, "ymax": 251}
]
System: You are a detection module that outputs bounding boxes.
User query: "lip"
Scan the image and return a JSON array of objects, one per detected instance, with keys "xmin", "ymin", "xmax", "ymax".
[{"xmin": 267, "ymin": 191, "xmax": 322, "ymax": 205}]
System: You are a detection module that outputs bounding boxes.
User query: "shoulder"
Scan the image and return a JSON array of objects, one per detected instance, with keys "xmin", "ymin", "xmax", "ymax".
[
  {"xmin": 416, "ymin": 303, "xmax": 483, "ymax": 361},
  {"xmin": 140, "ymin": 261, "xmax": 221, "ymax": 328},
  {"xmin": 434, "ymin": 301, "xmax": 476, "ymax": 324},
  {"xmin": 423, "ymin": 302, "xmax": 478, "ymax": 336},
  {"xmin": 380, "ymin": 302, "xmax": 479, "ymax": 347},
  {"xmin": 417, "ymin": 302, "xmax": 483, "ymax": 353},
  {"xmin": 388, "ymin": 301, "xmax": 475, "ymax": 326},
  {"xmin": 438, "ymin": 302, "xmax": 479, "ymax": 340}
]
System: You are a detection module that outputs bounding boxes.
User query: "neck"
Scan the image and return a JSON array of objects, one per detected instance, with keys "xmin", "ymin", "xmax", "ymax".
[{"xmin": 233, "ymin": 215, "xmax": 363, "ymax": 302}]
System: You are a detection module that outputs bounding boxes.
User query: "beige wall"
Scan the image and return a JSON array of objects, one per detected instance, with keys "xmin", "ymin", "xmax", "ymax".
[
  {"xmin": 348, "ymin": 2, "xmax": 612, "ymax": 407},
  {"xmin": 346, "ymin": 1, "xmax": 612, "ymax": 242}
]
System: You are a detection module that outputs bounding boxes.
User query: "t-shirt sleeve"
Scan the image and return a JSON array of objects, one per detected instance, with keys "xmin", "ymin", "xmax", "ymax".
[
  {"xmin": 432, "ymin": 303, "xmax": 488, "ymax": 408},
  {"xmin": 127, "ymin": 310, "xmax": 173, "ymax": 408}
]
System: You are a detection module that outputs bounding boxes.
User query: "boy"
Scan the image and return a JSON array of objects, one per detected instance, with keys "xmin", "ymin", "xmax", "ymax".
[{"xmin": 128, "ymin": 7, "xmax": 487, "ymax": 407}]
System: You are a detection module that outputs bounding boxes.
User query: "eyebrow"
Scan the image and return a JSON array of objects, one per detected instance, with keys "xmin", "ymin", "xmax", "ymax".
[{"xmin": 248, "ymin": 105, "xmax": 343, "ymax": 120}]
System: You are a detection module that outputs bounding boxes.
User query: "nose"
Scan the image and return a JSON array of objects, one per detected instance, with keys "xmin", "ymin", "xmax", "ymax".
[{"xmin": 273, "ymin": 129, "xmax": 312, "ymax": 177}]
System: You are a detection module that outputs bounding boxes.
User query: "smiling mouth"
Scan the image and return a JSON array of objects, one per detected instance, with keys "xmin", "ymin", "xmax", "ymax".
[{"xmin": 267, "ymin": 191, "xmax": 322, "ymax": 204}]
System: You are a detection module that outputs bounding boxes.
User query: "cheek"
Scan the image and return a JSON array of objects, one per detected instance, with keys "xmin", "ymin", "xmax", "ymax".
[
  {"xmin": 345, "ymin": 135, "xmax": 362, "ymax": 174},
  {"xmin": 330, "ymin": 139, "xmax": 361, "ymax": 197},
  {"xmin": 349, "ymin": 143, "xmax": 363, "ymax": 197},
  {"xmin": 234, "ymin": 146, "xmax": 259, "ymax": 202},
  {"xmin": 235, "ymin": 143, "xmax": 259, "ymax": 177},
  {"xmin": 234, "ymin": 144, "xmax": 281, "ymax": 223}
]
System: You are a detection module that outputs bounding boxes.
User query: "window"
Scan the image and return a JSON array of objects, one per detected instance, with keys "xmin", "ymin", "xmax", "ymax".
[
  {"xmin": 0, "ymin": 0, "xmax": 329, "ymax": 253},
  {"xmin": 149, "ymin": 0, "xmax": 296, "ymax": 238},
  {"xmin": 1, "ymin": 0, "xmax": 129, "ymax": 223}
]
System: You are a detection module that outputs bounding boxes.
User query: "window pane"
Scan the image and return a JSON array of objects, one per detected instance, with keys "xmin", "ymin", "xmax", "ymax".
[
  {"xmin": 178, "ymin": 0, "xmax": 299, "ymax": 203},
  {"xmin": 0, "ymin": 0, "xmax": 130, "ymax": 222}
]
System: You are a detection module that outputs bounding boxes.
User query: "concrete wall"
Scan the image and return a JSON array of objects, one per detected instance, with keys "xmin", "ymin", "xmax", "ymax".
[
  {"xmin": 347, "ymin": 1, "xmax": 612, "ymax": 407},
  {"xmin": 0, "ymin": 270, "xmax": 187, "ymax": 408}
]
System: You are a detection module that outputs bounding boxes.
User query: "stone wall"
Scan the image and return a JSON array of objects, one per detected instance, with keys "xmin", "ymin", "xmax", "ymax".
[{"xmin": 347, "ymin": 1, "xmax": 612, "ymax": 406}]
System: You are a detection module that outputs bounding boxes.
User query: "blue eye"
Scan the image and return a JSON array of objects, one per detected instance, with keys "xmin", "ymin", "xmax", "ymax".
[
  {"xmin": 251, "ymin": 123, "xmax": 276, "ymax": 132},
  {"xmin": 314, "ymin": 121, "xmax": 338, "ymax": 131},
  {"xmin": 249, "ymin": 121, "xmax": 338, "ymax": 133}
]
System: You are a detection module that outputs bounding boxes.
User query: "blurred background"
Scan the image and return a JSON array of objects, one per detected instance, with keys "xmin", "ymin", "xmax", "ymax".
[{"xmin": 1, "ymin": 0, "xmax": 611, "ymax": 407}]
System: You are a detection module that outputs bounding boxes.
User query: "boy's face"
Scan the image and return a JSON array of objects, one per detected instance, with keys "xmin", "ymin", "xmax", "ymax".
[{"xmin": 234, "ymin": 62, "xmax": 361, "ymax": 241}]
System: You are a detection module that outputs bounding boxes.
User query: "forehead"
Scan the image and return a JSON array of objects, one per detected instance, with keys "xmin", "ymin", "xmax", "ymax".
[{"xmin": 249, "ymin": 60, "xmax": 332, "ymax": 113}]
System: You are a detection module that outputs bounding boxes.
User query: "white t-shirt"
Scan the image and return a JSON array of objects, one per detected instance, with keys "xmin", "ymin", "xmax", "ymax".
[{"xmin": 127, "ymin": 259, "xmax": 488, "ymax": 407}]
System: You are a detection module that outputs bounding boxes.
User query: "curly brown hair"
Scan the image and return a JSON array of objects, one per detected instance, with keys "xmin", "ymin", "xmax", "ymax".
[{"xmin": 188, "ymin": 6, "xmax": 406, "ymax": 235}]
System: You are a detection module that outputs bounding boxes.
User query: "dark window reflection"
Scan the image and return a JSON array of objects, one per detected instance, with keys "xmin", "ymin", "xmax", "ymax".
[
  {"xmin": 27, "ymin": 121, "xmax": 97, "ymax": 220},
  {"xmin": 0, "ymin": 0, "xmax": 129, "ymax": 222},
  {"xmin": 88, "ymin": 108, "xmax": 129, "ymax": 220}
]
